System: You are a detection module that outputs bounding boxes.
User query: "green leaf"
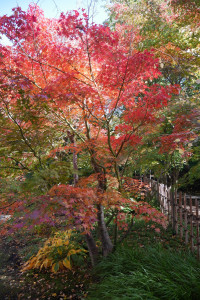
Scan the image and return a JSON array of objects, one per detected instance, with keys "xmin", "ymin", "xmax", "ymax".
[
  {"xmin": 52, "ymin": 262, "xmax": 59, "ymax": 273},
  {"xmin": 63, "ymin": 257, "xmax": 71, "ymax": 270}
]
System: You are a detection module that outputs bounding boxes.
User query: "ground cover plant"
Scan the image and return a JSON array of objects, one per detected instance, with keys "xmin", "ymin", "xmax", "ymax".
[
  {"xmin": 87, "ymin": 220, "xmax": 200, "ymax": 300},
  {"xmin": 87, "ymin": 244, "xmax": 200, "ymax": 300}
]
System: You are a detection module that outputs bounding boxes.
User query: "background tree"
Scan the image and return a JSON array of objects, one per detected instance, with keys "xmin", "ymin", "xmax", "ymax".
[{"xmin": 107, "ymin": 0, "xmax": 200, "ymax": 188}]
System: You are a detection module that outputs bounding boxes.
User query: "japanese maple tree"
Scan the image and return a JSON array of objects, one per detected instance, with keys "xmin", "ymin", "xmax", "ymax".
[{"xmin": 0, "ymin": 4, "xmax": 178, "ymax": 263}]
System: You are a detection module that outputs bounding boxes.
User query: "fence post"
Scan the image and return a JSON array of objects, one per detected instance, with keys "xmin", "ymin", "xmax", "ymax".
[
  {"xmin": 179, "ymin": 192, "xmax": 183, "ymax": 239},
  {"xmin": 167, "ymin": 188, "xmax": 170, "ymax": 222},
  {"xmin": 164, "ymin": 185, "xmax": 166, "ymax": 214},
  {"xmin": 184, "ymin": 194, "xmax": 188, "ymax": 244},
  {"xmin": 161, "ymin": 184, "xmax": 163, "ymax": 213},
  {"xmin": 157, "ymin": 180, "xmax": 160, "ymax": 206},
  {"xmin": 195, "ymin": 198, "xmax": 200, "ymax": 260},
  {"xmin": 171, "ymin": 189, "xmax": 176, "ymax": 234},
  {"xmin": 175, "ymin": 190, "xmax": 178, "ymax": 235},
  {"xmin": 190, "ymin": 196, "xmax": 194, "ymax": 252}
]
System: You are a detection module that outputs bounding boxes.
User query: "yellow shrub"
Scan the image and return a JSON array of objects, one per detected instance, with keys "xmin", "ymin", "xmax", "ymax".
[{"xmin": 21, "ymin": 230, "xmax": 87, "ymax": 273}]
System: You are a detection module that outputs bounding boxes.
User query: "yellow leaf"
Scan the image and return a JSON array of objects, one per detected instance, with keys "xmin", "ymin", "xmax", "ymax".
[
  {"xmin": 63, "ymin": 258, "xmax": 71, "ymax": 270},
  {"xmin": 22, "ymin": 257, "xmax": 37, "ymax": 271},
  {"xmin": 43, "ymin": 258, "xmax": 52, "ymax": 269},
  {"xmin": 56, "ymin": 239, "xmax": 63, "ymax": 246},
  {"xmin": 21, "ymin": 263, "xmax": 32, "ymax": 272},
  {"xmin": 34, "ymin": 260, "xmax": 42, "ymax": 269},
  {"xmin": 57, "ymin": 248, "xmax": 63, "ymax": 255},
  {"xmin": 36, "ymin": 254, "xmax": 43, "ymax": 260},
  {"xmin": 30, "ymin": 257, "xmax": 37, "ymax": 264},
  {"xmin": 68, "ymin": 249, "xmax": 79, "ymax": 256},
  {"xmin": 40, "ymin": 262, "xmax": 44, "ymax": 270}
]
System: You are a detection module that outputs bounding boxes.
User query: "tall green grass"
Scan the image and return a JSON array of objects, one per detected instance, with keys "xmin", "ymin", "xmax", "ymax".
[{"xmin": 87, "ymin": 244, "xmax": 200, "ymax": 300}]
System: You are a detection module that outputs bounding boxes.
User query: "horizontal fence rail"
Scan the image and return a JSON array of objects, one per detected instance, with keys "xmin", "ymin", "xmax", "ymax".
[{"xmin": 143, "ymin": 177, "xmax": 200, "ymax": 260}]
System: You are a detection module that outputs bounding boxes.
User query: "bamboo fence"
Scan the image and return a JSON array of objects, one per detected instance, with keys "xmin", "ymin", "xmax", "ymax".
[{"xmin": 144, "ymin": 178, "xmax": 200, "ymax": 259}]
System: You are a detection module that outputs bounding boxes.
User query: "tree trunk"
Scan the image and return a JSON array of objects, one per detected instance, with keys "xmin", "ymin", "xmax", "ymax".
[
  {"xmin": 85, "ymin": 233, "xmax": 99, "ymax": 266},
  {"xmin": 97, "ymin": 204, "xmax": 113, "ymax": 256},
  {"xmin": 91, "ymin": 158, "xmax": 113, "ymax": 256}
]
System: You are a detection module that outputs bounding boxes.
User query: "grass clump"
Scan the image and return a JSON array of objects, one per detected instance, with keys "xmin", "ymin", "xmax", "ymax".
[{"xmin": 88, "ymin": 244, "xmax": 200, "ymax": 300}]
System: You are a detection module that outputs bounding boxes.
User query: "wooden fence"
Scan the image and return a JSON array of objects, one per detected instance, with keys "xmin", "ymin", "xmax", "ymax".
[{"xmin": 143, "ymin": 178, "xmax": 200, "ymax": 259}]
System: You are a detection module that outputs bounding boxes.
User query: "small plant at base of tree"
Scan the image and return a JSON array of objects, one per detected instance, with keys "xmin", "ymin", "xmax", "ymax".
[{"xmin": 21, "ymin": 230, "xmax": 88, "ymax": 273}]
